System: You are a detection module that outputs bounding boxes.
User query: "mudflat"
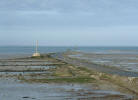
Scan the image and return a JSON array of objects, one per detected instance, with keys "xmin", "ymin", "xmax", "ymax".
[{"xmin": 0, "ymin": 53, "xmax": 136, "ymax": 100}]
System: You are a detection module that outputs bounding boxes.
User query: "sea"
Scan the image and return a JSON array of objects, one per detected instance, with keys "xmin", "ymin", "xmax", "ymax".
[
  {"xmin": 0, "ymin": 46, "xmax": 138, "ymax": 54},
  {"xmin": 0, "ymin": 46, "xmax": 138, "ymax": 58},
  {"xmin": 0, "ymin": 46, "xmax": 138, "ymax": 74}
]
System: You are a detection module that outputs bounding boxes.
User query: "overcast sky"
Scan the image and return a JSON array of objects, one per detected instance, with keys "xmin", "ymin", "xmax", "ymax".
[{"xmin": 0, "ymin": 0, "xmax": 138, "ymax": 46}]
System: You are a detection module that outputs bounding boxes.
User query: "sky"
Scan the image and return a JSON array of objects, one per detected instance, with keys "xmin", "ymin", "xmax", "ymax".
[{"xmin": 0, "ymin": 0, "xmax": 138, "ymax": 46}]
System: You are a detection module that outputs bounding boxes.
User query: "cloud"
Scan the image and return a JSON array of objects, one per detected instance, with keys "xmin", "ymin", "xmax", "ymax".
[
  {"xmin": 0, "ymin": 0, "xmax": 138, "ymax": 31},
  {"xmin": 0, "ymin": 0, "xmax": 138, "ymax": 46},
  {"xmin": 0, "ymin": 0, "xmax": 137, "ymax": 13}
]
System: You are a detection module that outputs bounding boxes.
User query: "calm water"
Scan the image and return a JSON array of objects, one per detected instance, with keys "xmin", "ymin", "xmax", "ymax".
[
  {"xmin": 0, "ymin": 46, "xmax": 138, "ymax": 54},
  {"xmin": 0, "ymin": 46, "xmax": 138, "ymax": 58},
  {"xmin": 0, "ymin": 79, "xmax": 132, "ymax": 100}
]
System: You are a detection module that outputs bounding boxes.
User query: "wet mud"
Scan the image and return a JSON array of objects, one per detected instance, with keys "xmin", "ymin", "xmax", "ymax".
[{"xmin": 0, "ymin": 54, "xmax": 135, "ymax": 100}]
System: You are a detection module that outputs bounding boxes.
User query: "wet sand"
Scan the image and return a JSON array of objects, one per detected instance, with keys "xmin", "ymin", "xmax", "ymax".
[
  {"xmin": 55, "ymin": 52, "xmax": 138, "ymax": 77},
  {"xmin": 69, "ymin": 52, "xmax": 138, "ymax": 73},
  {"xmin": 0, "ymin": 78, "xmax": 132, "ymax": 100},
  {"xmin": 0, "ymin": 53, "xmax": 135, "ymax": 100}
]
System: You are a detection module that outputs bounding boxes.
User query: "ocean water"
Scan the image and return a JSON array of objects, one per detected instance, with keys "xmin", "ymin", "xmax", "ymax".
[
  {"xmin": 0, "ymin": 46, "xmax": 138, "ymax": 58},
  {"xmin": 0, "ymin": 46, "xmax": 73, "ymax": 59},
  {"xmin": 0, "ymin": 46, "xmax": 138, "ymax": 54}
]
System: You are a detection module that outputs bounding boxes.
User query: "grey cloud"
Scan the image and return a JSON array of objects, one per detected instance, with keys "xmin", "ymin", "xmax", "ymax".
[
  {"xmin": 0, "ymin": 0, "xmax": 138, "ymax": 30},
  {"xmin": 0, "ymin": 0, "xmax": 138, "ymax": 13}
]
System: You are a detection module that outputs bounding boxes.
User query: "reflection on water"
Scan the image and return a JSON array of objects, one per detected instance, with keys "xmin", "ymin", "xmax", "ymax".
[
  {"xmin": 0, "ymin": 79, "xmax": 132, "ymax": 100},
  {"xmin": 0, "ymin": 62, "xmax": 51, "ymax": 65},
  {"xmin": 0, "ymin": 65, "xmax": 56, "ymax": 73},
  {"xmin": 0, "ymin": 71, "xmax": 51, "ymax": 75}
]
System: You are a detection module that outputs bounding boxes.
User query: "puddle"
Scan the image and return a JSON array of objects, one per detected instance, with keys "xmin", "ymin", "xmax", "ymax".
[
  {"xmin": 0, "ymin": 62, "xmax": 51, "ymax": 66},
  {"xmin": 0, "ymin": 71, "xmax": 51, "ymax": 75},
  {"xmin": 27, "ymin": 66, "xmax": 56, "ymax": 69},
  {"xmin": 0, "ymin": 78, "xmax": 132, "ymax": 100},
  {"xmin": 0, "ymin": 65, "xmax": 56, "ymax": 72}
]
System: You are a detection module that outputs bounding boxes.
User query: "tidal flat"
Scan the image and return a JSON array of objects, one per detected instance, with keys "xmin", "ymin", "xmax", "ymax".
[
  {"xmin": 68, "ymin": 51, "xmax": 138, "ymax": 73},
  {"xmin": 0, "ymin": 53, "xmax": 137, "ymax": 100}
]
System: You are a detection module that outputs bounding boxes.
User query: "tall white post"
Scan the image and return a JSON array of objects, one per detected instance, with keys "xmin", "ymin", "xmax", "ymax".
[
  {"xmin": 36, "ymin": 40, "xmax": 38, "ymax": 53},
  {"xmin": 32, "ymin": 40, "xmax": 40, "ymax": 57}
]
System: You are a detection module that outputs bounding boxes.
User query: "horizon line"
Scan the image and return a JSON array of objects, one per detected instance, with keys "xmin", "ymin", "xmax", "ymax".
[{"xmin": 0, "ymin": 45, "xmax": 138, "ymax": 47}]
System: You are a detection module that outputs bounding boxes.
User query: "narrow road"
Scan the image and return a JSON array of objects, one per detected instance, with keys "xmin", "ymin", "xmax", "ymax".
[{"xmin": 53, "ymin": 52, "xmax": 138, "ymax": 77}]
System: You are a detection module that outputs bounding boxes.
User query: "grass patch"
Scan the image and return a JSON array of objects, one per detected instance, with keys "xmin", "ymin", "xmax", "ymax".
[
  {"xmin": 77, "ymin": 67, "xmax": 93, "ymax": 73},
  {"xmin": 100, "ymin": 74, "xmax": 111, "ymax": 80},
  {"xmin": 23, "ymin": 77, "xmax": 96, "ymax": 83}
]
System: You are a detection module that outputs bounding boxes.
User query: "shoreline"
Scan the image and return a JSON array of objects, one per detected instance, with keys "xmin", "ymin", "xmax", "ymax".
[{"xmin": 0, "ymin": 52, "xmax": 137, "ymax": 99}]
